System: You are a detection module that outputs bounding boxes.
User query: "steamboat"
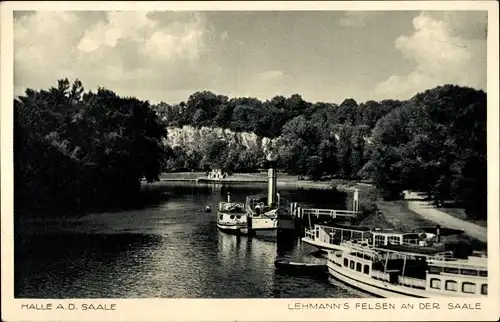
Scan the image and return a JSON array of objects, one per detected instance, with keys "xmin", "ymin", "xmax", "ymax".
[
  {"xmin": 317, "ymin": 225, "xmax": 488, "ymax": 298},
  {"xmin": 216, "ymin": 152, "xmax": 280, "ymax": 235},
  {"xmin": 216, "ymin": 193, "xmax": 248, "ymax": 234}
]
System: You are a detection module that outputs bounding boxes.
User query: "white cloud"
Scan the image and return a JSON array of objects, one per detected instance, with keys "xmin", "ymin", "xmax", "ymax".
[
  {"xmin": 254, "ymin": 70, "xmax": 292, "ymax": 82},
  {"xmin": 340, "ymin": 12, "xmax": 375, "ymax": 28},
  {"xmin": 14, "ymin": 11, "xmax": 208, "ymax": 102},
  {"xmin": 373, "ymin": 12, "xmax": 486, "ymax": 100},
  {"xmin": 77, "ymin": 12, "xmax": 156, "ymax": 53},
  {"xmin": 220, "ymin": 30, "xmax": 228, "ymax": 41}
]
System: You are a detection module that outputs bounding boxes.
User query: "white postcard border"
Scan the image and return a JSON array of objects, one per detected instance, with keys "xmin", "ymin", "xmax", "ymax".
[{"xmin": 1, "ymin": 1, "xmax": 499, "ymax": 321}]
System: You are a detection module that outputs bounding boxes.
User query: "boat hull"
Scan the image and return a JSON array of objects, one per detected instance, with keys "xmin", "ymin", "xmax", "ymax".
[
  {"xmin": 327, "ymin": 262, "xmax": 476, "ymax": 298},
  {"xmin": 327, "ymin": 262, "xmax": 424, "ymax": 298},
  {"xmin": 216, "ymin": 222, "xmax": 248, "ymax": 235},
  {"xmin": 301, "ymin": 237, "xmax": 340, "ymax": 252},
  {"xmin": 275, "ymin": 260, "xmax": 328, "ymax": 277}
]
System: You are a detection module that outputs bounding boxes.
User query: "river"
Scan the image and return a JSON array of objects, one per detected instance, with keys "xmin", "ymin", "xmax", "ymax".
[{"xmin": 15, "ymin": 182, "xmax": 370, "ymax": 298}]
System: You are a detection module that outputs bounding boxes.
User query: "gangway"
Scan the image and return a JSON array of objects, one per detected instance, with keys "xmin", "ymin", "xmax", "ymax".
[
  {"xmin": 288, "ymin": 188, "xmax": 360, "ymax": 220},
  {"xmin": 277, "ymin": 189, "xmax": 361, "ymax": 231}
]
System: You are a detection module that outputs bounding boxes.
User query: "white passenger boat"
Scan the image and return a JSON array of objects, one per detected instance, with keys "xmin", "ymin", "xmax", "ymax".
[
  {"xmin": 326, "ymin": 230, "xmax": 488, "ymax": 298},
  {"xmin": 216, "ymin": 194, "xmax": 248, "ymax": 235},
  {"xmin": 240, "ymin": 164, "xmax": 281, "ymax": 236},
  {"xmin": 245, "ymin": 195, "xmax": 278, "ymax": 232},
  {"xmin": 302, "ymin": 224, "xmax": 372, "ymax": 251}
]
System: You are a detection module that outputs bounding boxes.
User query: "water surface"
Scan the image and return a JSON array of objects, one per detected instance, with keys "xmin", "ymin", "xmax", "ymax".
[{"xmin": 15, "ymin": 183, "xmax": 369, "ymax": 298}]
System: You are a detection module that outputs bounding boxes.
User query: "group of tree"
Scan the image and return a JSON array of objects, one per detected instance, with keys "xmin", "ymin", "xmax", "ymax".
[
  {"xmin": 14, "ymin": 79, "xmax": 486, "ymax": 220},
  {"xmin": 154, "ymin": 85, "xmax": 486, "ymax": 219},
  {"xmin": 360, "ymin": 85, "xmax": 486, "ymax": 219},
  {"xmin": 155, "ymin": 93, "xmax": 402, "ymax": 179},
  {"xmin": 14, "ymin": 79, "xmax": 167, "ymax": 215},
  {"xmin": 163, "ymin": 139, "xmax": 266, "ymax": 173},
  {"xmin": 154, "ymin": 92, "xmax": 399, "ymax": 139}
]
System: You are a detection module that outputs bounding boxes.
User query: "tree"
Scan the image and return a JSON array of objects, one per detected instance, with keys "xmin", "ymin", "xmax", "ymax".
[
  {"xmin": 14, "ymin": 79, "xmax": 168, "ymax": 215},
  {"xmin": 350, "ymin": 125, "xmax": 370, "ymax": 180},
  {"xmin": 333, "ymin": 98, "xmax": 358, "ymax": 125},
  {"xmin": 202, "ymin": 138, "xmax": 229, "ymax": 170}
]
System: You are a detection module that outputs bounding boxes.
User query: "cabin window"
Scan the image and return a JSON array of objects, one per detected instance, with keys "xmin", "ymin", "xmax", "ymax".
[
  {"xmin": 315, "ymin": 229, "xmax": 319, "ymax": 238},
  {"xmin": 460, "ymin": 269, "xmax": 478, "ymax": 276},
  {"xmin": 481, "ymin": 284, "xmax": 487, "ymax": 295},
  {"xmin": 403, "ymin": 234, "xmax": 419, "ymax": 244},
  {"xmin": 479, "ymin": 270, "xmax": 488, "ymax": 277},
  {"xmin": 445, "ymin": 280, "xmax": 457, "ymax": 291},
  {"xmin": 230, "ymin": 215, "xmax": 235, "ymax": 219},
  {"xmin": 349, "ymin": 260, "xmax": 355, "ymax": 270},
  {"xmin": 363, "ymin": 254, "xmax": 371, "ymax": 260},
  {"xmin": 443, "ymin": 267, "xmax": 459, "ymax": 274},
  {"xmin": 343, "ymin": 258, "xmax": 348, "ymax": 267},
  {"xmin": 462, "ymin": 282, "xmax": 476, "ymax": 294},
  {"xmin": 363, "ymin": 265, "xmax": 370, "ymax": 274},
  {"xmin": 430, "ymin": 278, "xmax": 441, "ymax": 289},
  {"xmin": 219, "ymin": 215, "xmax": 223, "ymax": 220},
  {"xmin": 236, "ymin": 215, "xmax": 241, "ymax": 219},
  {"xmin": 374, "ymin": 235, "xmax": 385, "ymax": 246},
  {"xmin": 428, "ymin": 266, "xmax": 442, "ymax": 274},
  {"xmin": 356, "ymin": 263, "xmax": 362, "ymax": 272},
  {"xmin": 388, "ymin": 236, "xmax": 400, "ymax": 244}
]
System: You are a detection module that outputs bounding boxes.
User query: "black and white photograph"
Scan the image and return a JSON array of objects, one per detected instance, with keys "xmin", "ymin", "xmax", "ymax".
[{"xmin": 1, "ymin": 1, "xmax": 499, "ymax": 321}]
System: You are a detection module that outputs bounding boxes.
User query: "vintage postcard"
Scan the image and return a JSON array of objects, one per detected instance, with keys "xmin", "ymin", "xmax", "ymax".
[{"xmin": 1, "ymin": 1, "xmax": 499, "ymax": 321}]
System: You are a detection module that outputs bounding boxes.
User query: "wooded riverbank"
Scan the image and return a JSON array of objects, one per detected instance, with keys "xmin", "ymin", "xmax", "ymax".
[{"xmin": 155, "ymin": 171, "xmax": 376, "ymax": 191}]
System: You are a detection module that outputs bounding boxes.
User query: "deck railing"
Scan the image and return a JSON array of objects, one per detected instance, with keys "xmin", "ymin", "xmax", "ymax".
[
  {"xmin": 371, "ymin": 270, "xmax": 390, "ymax": 281},
  {"xmin": 398, "ymin": 276, "xmax": 426, "ymax": 288},
  {"xmin": 300, "ymin": 208, "xmax": 358, "ymax": 219},
  {"xmin": 304, "ymin": 228, "xmax": 315, "ymax": 240}
]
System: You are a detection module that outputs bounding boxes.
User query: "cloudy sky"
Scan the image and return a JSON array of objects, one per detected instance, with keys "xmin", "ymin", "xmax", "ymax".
[{"xmin": 14, "ymin": 10, "xmax": 487, "ymax": 105}]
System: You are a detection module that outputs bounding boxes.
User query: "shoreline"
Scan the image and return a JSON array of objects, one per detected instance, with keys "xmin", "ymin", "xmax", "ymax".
[{"xmin": 153, "ymin": 172, "xmax": 368, "ymax": 191}]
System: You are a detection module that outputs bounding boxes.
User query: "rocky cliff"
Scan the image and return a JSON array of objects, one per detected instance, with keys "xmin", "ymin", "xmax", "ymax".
[{"xmin": 164, "ymin": 125, "xmax": 275, "ymax": 152}]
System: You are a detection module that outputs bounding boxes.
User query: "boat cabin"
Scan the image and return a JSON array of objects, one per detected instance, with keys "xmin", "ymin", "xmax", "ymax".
[
  {"xmin": 218, "ymin": 202, "xmax": 245, "ymax": 214},
  {"xmin": 246, "ymin": 195, "xmax": 278, "ymax": 215},
  {"xmin": 371, "ymin": 230, "xmax": 421, "ymax": 247},
  {"xmin": 305, "ymin": 224, "xmax": 371, "ymax": 246},
  {"xmin": 426, "ymin": 255, "xmax": 488, "ymax": 296}
]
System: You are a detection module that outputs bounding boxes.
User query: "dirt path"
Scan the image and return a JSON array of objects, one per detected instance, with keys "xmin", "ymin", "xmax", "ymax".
[{"xmin": 403, "ymin": 191, "xmax": 487, "ymax": 242}]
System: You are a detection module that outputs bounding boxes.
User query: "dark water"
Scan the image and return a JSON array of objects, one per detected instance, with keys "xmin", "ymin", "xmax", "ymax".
[{"xmin": 15, "ymin": 183, "xmax": 369, "ymax": 298}]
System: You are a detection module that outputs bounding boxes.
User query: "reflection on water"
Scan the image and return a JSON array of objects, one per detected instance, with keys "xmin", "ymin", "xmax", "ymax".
[{"xmin": 15, "ymin": 182, "xmax": 364, "ymax": 298}]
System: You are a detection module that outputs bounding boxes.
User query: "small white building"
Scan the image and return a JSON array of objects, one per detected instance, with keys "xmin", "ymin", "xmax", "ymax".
[{"xmin": 208, "ymin": 169, "xmax": 226, "ymax": 180}]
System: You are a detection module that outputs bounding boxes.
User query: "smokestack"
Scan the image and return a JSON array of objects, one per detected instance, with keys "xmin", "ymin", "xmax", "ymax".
[
  {"xmin": 266, "ymin": 149, "xmax": 278, "ymax": 207},
  {"xmin": 268, "ymin": 167, "xmax": 277, "ymax": 206}
]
